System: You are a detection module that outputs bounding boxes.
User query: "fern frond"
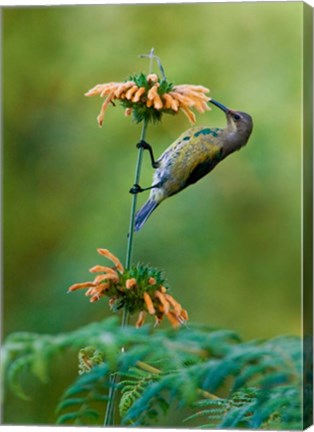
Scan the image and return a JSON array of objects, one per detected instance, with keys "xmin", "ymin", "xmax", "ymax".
[
  {"xmin": 56, "ymin": 397, "xmax": 86, "ymax": 411},
  {"xmin": 2, "ymin": 319, "xmax": 303, "ymax": 428},
  {"xmin": 220, "ymin": 402, "xmax": 255, "ymax": 428},
  {"xmin": 118, "ymin": 366, "xmax": 161, "ymax": 423},
  {"xmin": 56, "ymin": 363, "xmax": 109, "ymax": 425},
  {"xmin": 2, "ymin": 317, "xmax": 120, "ymax": 400},
  {"xmin": 184, "ymin": 405, "xmax": 227, "ymax": 422},
  {"xmin": 7, "ymin": 353, "xmax": 34, "ymax": 401}
]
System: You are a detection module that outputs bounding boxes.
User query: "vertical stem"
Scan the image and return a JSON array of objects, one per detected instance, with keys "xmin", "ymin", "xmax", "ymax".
[
  {"xmin": 104, "ymin": 119, "xmax": 148, "ymax": 426},
  {"xmin": 125, "ymin": 120, "xmax": 148, "ymax": 271},
  {"xmin": 104, "ymin": 374, "xmax": 117, "ymax": 426},
  {"xmin": 122, "ymin": 119, "xmax": 148, "ymax": 327},
  {"xmin": 104, "ymin": 48, "xmax": 154, "ymax": 427}
]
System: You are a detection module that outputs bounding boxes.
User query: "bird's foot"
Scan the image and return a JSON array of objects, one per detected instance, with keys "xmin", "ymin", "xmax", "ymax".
[
  {"xmin": 129, "ymin": 184, "xmax": 144, "ymax": 194},
  {"xmin": 136, "ymin": 140, "xmax": 159, "ymax": 169},
  {"xmin": 136, "ymin": 140, "xmax": 151, "ymax": 150}
]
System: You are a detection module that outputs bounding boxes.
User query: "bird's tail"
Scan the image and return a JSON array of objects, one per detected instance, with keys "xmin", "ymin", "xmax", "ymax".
[{"xmin": 134, "ymin": 199, "xmax": 159, "ymax": 232}]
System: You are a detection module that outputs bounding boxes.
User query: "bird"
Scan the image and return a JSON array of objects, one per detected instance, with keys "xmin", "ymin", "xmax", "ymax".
[{"xmin": 131, "ymin": 99, "xmax": 253, "ymax": 231}]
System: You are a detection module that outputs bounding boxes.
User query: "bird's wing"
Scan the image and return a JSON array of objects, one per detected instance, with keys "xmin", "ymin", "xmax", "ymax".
[
  {"xmin": 155, "ymin": 127, "xmax": 223, "ymax": 196},
  {"xmin": 157, "ymin": 127, "xmax": 199, "ymax": 162},
  {"xmin": 183, "ymin": 141, "xmax": 223, "ymax": 188}
]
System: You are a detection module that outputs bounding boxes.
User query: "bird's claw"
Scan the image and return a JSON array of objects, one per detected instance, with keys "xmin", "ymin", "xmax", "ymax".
[
  {"xmin": 129, "ymin": 184, "xmax": 144, "ymax": 194},
  {"xmin": 136, "ymin": 140, "xmax": 150, "ymax": 150},
  {"xmin": 136, "ymin": 140, "xmax": 159, "ymax": 169}
]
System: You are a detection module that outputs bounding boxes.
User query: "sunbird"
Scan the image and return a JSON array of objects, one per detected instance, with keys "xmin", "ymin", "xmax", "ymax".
[{"xmin": 131, "ymin": 99, "xmax": 253, "ymax": 231}]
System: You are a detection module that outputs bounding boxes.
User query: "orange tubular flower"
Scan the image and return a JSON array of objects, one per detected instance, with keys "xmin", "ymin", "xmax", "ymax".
[
  {"xmin": 85, "ymin": 72, "xmax": 211, "ymax": 126},
  {"xmin": 97, "ymin": 248, "xmax": 124, "ymax": 273},
  {"xmin": 125, "ymin": 278, "xmax": 137, "ymax": 289},
  {"xmin": 143, "ymin": 292, "xmax": 156, "ymax": 315},
  {"xmin": 68, "ymin": 248, "xmax": 188, "ymax": 329},
  {"xmin": 155, "ymin": 290, "xmax": 170, "ymax": 314},
  {"xmin": 68, "ymin": 248, "xmax": 123, "ymax": 303},
  {"xmin": 135, "ymin": 311, "xmax": 147, "ymax": 328}
]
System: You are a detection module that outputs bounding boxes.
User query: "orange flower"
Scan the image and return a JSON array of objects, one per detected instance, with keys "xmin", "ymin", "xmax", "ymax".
[
  {"xmin": 96, "ymin": 248, "xmax": 124, "ymax": 273},
  {"xmin": 155, "ymin": 290, "xmax": 170, "ymax": 314},
  {"xmin": 143, "ymin": 292, "xmax": 156, "ymax": 315},
  {"xmin": 125, "ymin": 278, "xmax": 137, "ymax": 289},
  {"xmin": 68, "ymin": 248, "xmax": 123, "ymax": 303},
  {"xmin": 134, "ymin": 287, "xmax": 188, "ymax": 328},
  {"xmin": 135, "ymin": 310, "xmax": 146, "ymax": 328},
  {"xmin": 85, "ymin": 73, "xmax": 211, "ymax": 126},
  {"xmin": 68, "ymin": 248, "xmax": 188, "ymax": 328}
]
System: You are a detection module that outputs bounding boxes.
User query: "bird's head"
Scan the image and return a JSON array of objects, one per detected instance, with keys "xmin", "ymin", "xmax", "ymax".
[{"xmin": 209, "ymin": 99, "xmax": 253, "ymax": 140}]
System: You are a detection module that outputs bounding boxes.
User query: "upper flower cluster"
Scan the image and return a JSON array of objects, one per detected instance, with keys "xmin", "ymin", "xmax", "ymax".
[
  {"xmin": 85, "ymin": 73, "xmax": 211, "ymax": 126},
  {"xmin": 68, "ymin": 248, "xmax": 188, "ymax": 328}
]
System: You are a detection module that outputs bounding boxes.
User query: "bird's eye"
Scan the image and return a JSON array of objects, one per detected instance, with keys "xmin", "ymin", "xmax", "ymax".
[{"xmin": 233, "ymin": 113, "xmax": 241, "ymax": 121}]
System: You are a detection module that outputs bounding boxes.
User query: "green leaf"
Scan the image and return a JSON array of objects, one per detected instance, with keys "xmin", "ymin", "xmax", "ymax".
[
  {"xmin": 7, "ymin": 354, "xmax": 33, "ymax": 401},
  {"xmin": 56, "ymin": 398, "xmax": 85, "ymax": 413},
  {"xmin": 56, "ymin": 412, "xmax": 82, "ymax": 425},
  {"xmin": 2, "ymin": 318, "xmax": 303, "ymax": 428}
]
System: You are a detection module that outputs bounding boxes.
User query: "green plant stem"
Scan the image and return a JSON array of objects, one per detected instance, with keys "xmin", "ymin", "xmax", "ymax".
[
  {"xmin": 123, "ymin": 118, "xmax": 148, "ymax": 325},
  {"xmin": 104, "ymin": 48, "xmax": 155, "ymax": 427},
  {"xmin": 135, "ymin": 361, "xmax": 220, "ymax": 400},
  {"xmin": 104, "ymin": 119, "xmax": 148, "ymax": 426},
  {"xmin": 125, "ymin": 119, "xmax": 148, "ymax": 271}
]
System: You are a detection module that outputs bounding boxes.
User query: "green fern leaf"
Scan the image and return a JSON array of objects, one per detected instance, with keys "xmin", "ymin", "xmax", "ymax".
[
  {"xmin": 55, "ymin": 398, "xmax": 86, "ymax": 413},
  {"xmin": 219, "ymin": 402, "xmax": 254, "ymax": 428},
  {"xmin": 184, "ymin": 407, "xmax": 226, "ymax": 423},
  {"xmin": 56, "ymin": 363, "xmax": 109, "ymax": 425},
  {"xmin": 7, "ymin": 353, "xmax": 33, "ymax": 401},
  {"xmin": 56, "ymin": 411, "xmax": 81, "ymax": 425}
]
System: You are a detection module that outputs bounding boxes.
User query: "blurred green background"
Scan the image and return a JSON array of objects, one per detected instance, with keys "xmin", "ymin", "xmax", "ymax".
[{"xmin": 3, "ymin": 2, "xmax": 303, "ymax": 424}]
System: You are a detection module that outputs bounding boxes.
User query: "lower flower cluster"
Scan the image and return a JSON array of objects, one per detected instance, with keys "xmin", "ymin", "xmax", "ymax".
[{"xmin": 68, "ymin": 248, "xmax": 188, "ymax": 328}]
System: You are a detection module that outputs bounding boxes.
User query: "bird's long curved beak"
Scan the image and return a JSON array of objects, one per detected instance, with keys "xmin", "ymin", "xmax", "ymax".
[{"xmin": 209, "ymin": 99, "xmax": 229, "ymax": 113}]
